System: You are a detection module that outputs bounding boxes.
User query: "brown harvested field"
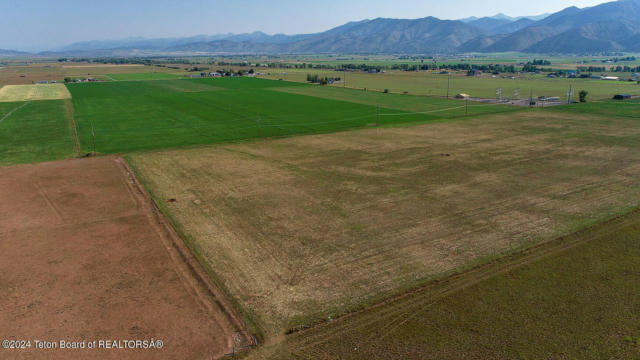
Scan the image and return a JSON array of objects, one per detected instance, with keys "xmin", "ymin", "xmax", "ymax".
[
  {"xmin": 0, "ymin": 62, "xmax": 178, "ymax": 85},
  {"xmin": 127, "ymin": 109, "xmax": 640, "ymax": 339},
  {"xmin": 0, "ymin": 84, "xmax": 71, "ymax": 102},
  {"xmin": 0, "ymin": 156, "xmax": 252, "ymax": 359}
]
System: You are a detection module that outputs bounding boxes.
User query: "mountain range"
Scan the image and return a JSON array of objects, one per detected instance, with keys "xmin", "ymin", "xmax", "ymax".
[{"xmin": 12, "ymin": 0, "xmax": 640, "ymax": 56}]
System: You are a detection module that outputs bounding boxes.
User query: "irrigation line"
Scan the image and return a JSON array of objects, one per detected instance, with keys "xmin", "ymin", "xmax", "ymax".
[
  {"xmin": 377, "ymin": 105, "xmax": 466, "ymax": 116},
  {"xmin": 0, "ymin": 101, "xmax": 30, "ymax": 124},
  {"xmin": 372, "ymin": 103, "xmax": 504, "ymax": 118}
]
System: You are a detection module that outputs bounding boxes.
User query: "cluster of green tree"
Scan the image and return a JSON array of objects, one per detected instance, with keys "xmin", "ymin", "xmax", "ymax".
[
  {"xmin": 546, "ymin": 70, "xmax": 573, "ymax": 77},
  {"xmin": 529, "ymin": 59, "xmax": 552, "ymax": 66},
  {"xmin": 306, "ymin": 74, "xmax": 340, "ymax": 85},
  {"xmin": 604, "ymin": 56, "xmax": 637, "ymax": 62},
  {"xmin": 212, "ymin": 68, "xmax": 254, "ymax": 76},
  {"xmin": 577, "ymin": 65, "xmax": 640, "ymax": 72},
  {"xmin": 236, "ymin": 69, "xmax": 255, "ymax": 76},
  {"xmin": 609, "ymin": 65, "xmax": 640, "ymax": 72},
  {"xmin": 577, "ymin": 66, "xmax": 607, "ymax": 72},
  {"xmin": 188, "ymin": 66, "xmax": 210, "ymax": 72},
  {"xmin": 579, "ymin": 90, "xmax": 588, "ymax": 102}
]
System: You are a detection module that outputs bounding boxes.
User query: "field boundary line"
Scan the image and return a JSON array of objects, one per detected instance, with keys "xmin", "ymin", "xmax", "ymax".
[
  {"xmin": 114, "ymin": 156, "xmax": 257, "ymax": 349},
  {"xmin": 288, "ymin": 206, "xmax": 640, "ymax": 343},
  {"xmin": 0, "ymin": 101, "xmax": 30, "ymax": 124},
  {"xmin": 64, "ymin": 99, "xmax": 81, "ymax": 156}
]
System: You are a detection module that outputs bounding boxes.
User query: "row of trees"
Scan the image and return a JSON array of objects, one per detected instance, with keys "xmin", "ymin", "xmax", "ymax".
[
  {"xmin": 578, "ymin": 65, "xmax": 640, "ymax": 72},
  {"xmin": 530, "ymin": 59, "xmax": 552, "ymax": 66}
]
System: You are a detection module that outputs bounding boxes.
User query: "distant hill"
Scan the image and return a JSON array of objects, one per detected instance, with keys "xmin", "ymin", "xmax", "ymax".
[
  {"xmin": 525, "ymin": 21, "xmax": 640, "ymax": 53},
  {"xmin": 462, "ymin": 0, "xmax": 640, "ymax": 53},
  {"xmin": 466, "ymin": 17, "xmax": 514, "ymax": 35},
  {"xmin": 460, "ymin": 13, "xmax": 549, "ymax": 23},
  {"xmin": 491, "ymin": 18, "xmax": 536, "ymax": 35},
  {"xmin": 23, "ymin": 0, "xmax": 640, "ymax": 55},
  {"xmin": 149, "ymin": 17, "xmax": 485, "ymax": 54},
  {"xmin": 282, "ymin": 17, "xmax": 484, "ymax": 54},
  {"xmin": 0, "ymin": 49, "xmax": 31, "ymax": 57}
]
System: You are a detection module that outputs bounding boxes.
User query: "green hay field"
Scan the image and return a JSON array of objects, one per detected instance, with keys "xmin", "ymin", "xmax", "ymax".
[
  {"xmin": 0, "ymin": 100, "xmax": 77, "ymax": 166},
  {"xmin": 66, "ymin": 77, "xmax": 519, "ymax": 154}
]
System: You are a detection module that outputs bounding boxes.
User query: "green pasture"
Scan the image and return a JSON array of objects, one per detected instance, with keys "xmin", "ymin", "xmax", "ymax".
[
  {"xmin": 556, "ymin": 97, "xmax": 640, "ymax": 119},
  {"xmin": 66, "ymin": 77, "xmax": 519, "ymax": 154},
  {"xmin": 272, "ymin": 85, "xmax": 517, "ymax": 115},
  {"xmin": 0, "ymin": 100, "xmax": 76, "ymax": 166},
  {"xmin": 259, "ymin": 69, "xmax": 640, "ymax": 100}
]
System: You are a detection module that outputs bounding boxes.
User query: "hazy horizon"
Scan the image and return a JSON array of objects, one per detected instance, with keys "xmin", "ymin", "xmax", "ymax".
[{"xmin": 1, "ymin": 0, "xmax": 609, "ymax": 52}]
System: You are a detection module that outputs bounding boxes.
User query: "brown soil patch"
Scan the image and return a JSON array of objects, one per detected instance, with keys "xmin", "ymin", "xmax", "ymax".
[{"xmin": 0, "ymin": 156, "xmax": 251, "ymax": 359}]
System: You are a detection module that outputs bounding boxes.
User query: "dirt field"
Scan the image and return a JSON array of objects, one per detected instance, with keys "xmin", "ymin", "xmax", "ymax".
[
  {"xmin": 127, "ymin": 108, "xmax": 640, "ymax": 338},
  {"xmin": 0, "ymin": 84, "xmax": 70, "ymax": 102},
  {"xmin": 0, "ymin": 62, "xmax": 180, "ymax": 85},
  {"xmin": 0, "ymin": 156, "xmax": 252, "ymax": 359}
]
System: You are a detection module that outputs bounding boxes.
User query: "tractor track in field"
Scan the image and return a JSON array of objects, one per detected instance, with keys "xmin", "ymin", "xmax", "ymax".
[
  {"xmin": 288, "ymin": 207, "xmax": 640, "ymax": 352},
  {"xmin": 0, "ymin": 100, "xmax": 30, "ymax": 124}
]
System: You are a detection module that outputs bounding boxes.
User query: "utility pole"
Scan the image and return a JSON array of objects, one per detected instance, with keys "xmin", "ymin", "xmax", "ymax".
[
  {"xmin": 376, "ymin": 104, "xmax": 379, "ymax": 124},
  {"xmin": 466, "ymin": 98, "xmax": 468, "ymax": 116},
  {"xmin": 529, "ymin": 89, "xmax": 534, "ymax": 107}
]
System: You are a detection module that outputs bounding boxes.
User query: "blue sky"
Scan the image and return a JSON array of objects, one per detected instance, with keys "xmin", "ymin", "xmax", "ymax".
[{"xmin": 1, "ymin": 0, "xmax": 608, "ymax": 51}]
